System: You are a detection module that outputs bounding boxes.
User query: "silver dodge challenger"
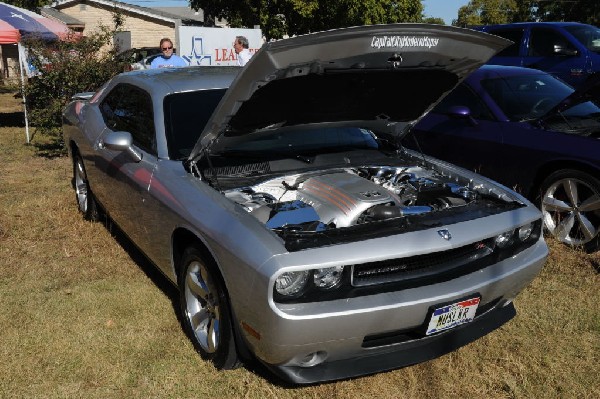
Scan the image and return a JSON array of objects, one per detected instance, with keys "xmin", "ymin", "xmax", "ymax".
[{"xmin": 63, "ymin": 24, "xmax": 548, "ymax": 384}]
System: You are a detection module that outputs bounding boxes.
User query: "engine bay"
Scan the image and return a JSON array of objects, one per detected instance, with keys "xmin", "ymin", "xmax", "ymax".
[{"xmin": 224, "ymin": 164, "xmax": 483, "ymax": 234}]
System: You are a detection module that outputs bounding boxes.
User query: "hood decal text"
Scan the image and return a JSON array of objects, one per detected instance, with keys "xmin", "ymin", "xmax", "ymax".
[{"xmin": 371, "ymin": 35, "xmax": 440, "ymax": 49}]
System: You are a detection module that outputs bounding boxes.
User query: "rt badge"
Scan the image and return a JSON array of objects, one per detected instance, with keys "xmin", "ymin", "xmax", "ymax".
[{"xmin": 438, "ymin": 229, "xmax": 452, "ymax": 241}]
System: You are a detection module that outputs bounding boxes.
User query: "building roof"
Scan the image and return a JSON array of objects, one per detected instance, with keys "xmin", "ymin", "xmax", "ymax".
[
  {"xmin": 40, "ymin": 7, "xmax": 85, "ymax": 30},
  {"xmin": 154, "ymin": 7, "xmax": 204, "ymax": 23},
  {"xmin": 50, "ymin": 0, "xmax": 204, "ymax": 26}
]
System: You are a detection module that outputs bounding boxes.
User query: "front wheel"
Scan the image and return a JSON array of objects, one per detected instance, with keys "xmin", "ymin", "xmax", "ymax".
[
  {"xmin": 178, "ymin": 246, "xmax": 239, "ymax": 369},
  {"xmin": 73, "ymin": 151, "xmax": 99, "ymax": 221},
  {"xmin": 540, "ymin": 169, "xmax": 600, "ymax": 252}
]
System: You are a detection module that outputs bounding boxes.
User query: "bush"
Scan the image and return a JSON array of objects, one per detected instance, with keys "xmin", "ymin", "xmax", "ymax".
[{"xmin": 23, "ymin": 26, "xmax": 129, "ymax": 148}]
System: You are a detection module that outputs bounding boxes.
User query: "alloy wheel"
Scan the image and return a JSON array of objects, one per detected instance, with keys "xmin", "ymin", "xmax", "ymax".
[
  {"xmin": 542, "ymin": 177, "xmax": 600, "ymax": 247},
  {"xmin": 184, "ymin": 260, "xmax": 221, "ymax": 354}
]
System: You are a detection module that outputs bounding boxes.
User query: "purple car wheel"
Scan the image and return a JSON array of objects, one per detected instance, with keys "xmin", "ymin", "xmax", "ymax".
[{"xmin": 541, "ymin": 169, "xmax": 600, "ymax": 252}]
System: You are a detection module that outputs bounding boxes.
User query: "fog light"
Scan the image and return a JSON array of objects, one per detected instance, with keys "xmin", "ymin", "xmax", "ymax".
[
  {"xmin": 275, "ymin": 271, "xmax": 309, "ymax": 297},
  {"xmin": 313, "ymin": 266, "xmax": 344, "ymax": 289},
  {"xmin": 518, "ymin": 223, "xmax": 534, "ymax": 241},
  {"xmin": 297, "ymin": 351, "xmax": 327, "ymax": 367},
  {"xmin": 495, "ymin": 230, "xmax": 514, "ymax": 248}
]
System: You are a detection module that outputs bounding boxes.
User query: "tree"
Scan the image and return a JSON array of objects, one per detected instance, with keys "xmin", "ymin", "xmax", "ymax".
[
  {"xmin": 535, "ymin": 0, "xmax": 600, "ymax": 26},
  {"xmin": 454, "ymin": 0, "xmax": 518, "ymax": 27},
  {"xmin": 1, "ymin": 0, "xmax": 53, "ymax": 11},
  {"xmin": 454, "ymin": 1, "xmax": 600, "ymax": 26},
  {"xmin": 23, "ymin": 25, "xmax": 129, "ymax": 145},
  {"xmin": 190, "ymin": 0, "xmax": 423, "ymax": 40},
  {"xmin": 422, "ymin": 17, "xmax": 446, "ymax": 25}
]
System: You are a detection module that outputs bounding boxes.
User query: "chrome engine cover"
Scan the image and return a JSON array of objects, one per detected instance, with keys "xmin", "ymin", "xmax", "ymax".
[
  {"xmin": 297, "ymin": 172, "xmax": 398, "ymax": 227},
  {"xmin": 225, "ymin": 165, "xmax": 477, "ymax": 232}
]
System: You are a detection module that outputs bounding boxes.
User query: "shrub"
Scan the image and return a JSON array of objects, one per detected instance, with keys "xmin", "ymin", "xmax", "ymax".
[{"xmin": 23, "ymin": 25, "xmax": 129, "ymax": 148}]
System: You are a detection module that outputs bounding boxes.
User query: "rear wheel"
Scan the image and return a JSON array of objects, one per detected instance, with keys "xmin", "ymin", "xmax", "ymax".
[
  {"xmin": 178, "ymin": 246, "xmax": 240, "ymax": 369},
  {"xmin": 540, "ymin": 169, "xmax": 600, "ymax": 252},
  {"xmin": 73, "ymin": 151, "xmax": 99, "ymax": 222}
]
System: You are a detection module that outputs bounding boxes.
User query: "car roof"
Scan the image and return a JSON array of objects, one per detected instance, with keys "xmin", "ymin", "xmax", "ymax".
[
  {"xmin": 110, "ymin": 66, "xmax": 241, "ymax": 98},
  {"xmin": 466, "ymin": 64, "xmax": 551, "ymax": 82},
  {"xmin": 475, "ymin": 21, "xmax": 594, "ymax": 30}
]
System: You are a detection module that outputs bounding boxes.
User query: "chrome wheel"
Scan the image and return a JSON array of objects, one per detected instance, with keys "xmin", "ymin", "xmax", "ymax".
[
  {"xmin": 74, "ymin": 156, "xmax": 89, "ymax": 214},
  {"xmin": 542, "ymin": 171, "xmax": 600, "ymax": 249},
  {"xmin": 73, "ymin": 152, "xmax": 98, "ymax": 221},
  {"xmin": 179, "ymin": 247, "xmax": 240, "ymax": 369},
  {"xmin": 184, "ymin": 260, "xmax": 222, "ymax": 354}
]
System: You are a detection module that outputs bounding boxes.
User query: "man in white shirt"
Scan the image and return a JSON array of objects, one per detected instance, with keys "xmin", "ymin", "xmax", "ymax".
[{"xmin": 233, "ymin": 36, "xmax": 252, "ymax": 66}]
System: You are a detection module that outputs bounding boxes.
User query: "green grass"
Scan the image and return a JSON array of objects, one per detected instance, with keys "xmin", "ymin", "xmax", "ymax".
[{"xmin": 0, "ymin": 93, "xmax": 598, "ymax": 398}]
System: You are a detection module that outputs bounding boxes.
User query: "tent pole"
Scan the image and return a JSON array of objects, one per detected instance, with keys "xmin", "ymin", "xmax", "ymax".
[{"xmin": 17, "ymin": 43, "xmax": 30, "ymax": 143}]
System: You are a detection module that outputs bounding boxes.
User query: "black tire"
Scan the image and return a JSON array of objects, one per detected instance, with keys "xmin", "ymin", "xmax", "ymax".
[
  {"xmin": 178, "ymin": 246, "xmax": 240, "ymax": 369},
  {"xmin": 540, "ymin": 169, "xmax": 600, "ymax": 252},
  {"xmin": 73, "ymin": 151, "xmax": 99, "ymax": 222}
]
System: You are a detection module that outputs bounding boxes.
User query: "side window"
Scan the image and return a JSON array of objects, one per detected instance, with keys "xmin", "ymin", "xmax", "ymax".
[
  {"xmin": 432, "ymin": 84, "xmax": 493, "ymax": 120},
  {"xmin": 100, "ymin": 84, "xmax": 156, "ymax": 154},
  {"xmin": 487, "ymin": 28, "xmax": 524, "ymax": 57},
  {"xmin": 529, "ymin": 28, "xmax": 576, "ymax": 57}
]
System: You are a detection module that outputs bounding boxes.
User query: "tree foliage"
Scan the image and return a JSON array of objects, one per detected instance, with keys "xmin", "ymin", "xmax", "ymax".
[
  {"xmin": 454, "ymin": 0, "xmax": 518, "ymax": 26},
  {"xmin": 1, "ymin": 0, "xmax": 53, "ymax": 11},
  {"xmin": 422, "ymin": 17, "xmax": 446, "ymax": 25},
  {"xmin": 454, "ymin": 0, "xmax": 600, "ymax": 27},
  {"xmin": 536, "ymin": 0, "xmax": 600, "ymax": 26},
  {"xmin": 190, "ymin": 0, "xmax": 423, "ymax": 40},
  {"xmin": 23, "ymin": 26, "xmax": 128, "ymax": 143}
]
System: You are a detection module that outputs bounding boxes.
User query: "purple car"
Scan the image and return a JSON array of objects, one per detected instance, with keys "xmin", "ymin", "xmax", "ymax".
[{"xmin": 411, "ymin": 64, "xmax": 600, "ymax": 252}]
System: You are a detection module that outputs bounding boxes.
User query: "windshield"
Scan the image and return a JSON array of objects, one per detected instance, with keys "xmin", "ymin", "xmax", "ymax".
[
  {"xmin": 164, "ymin": 88, "xmax": 227, "ymax": 160},
  {"xmin": 481, "ymin": 73, "xmax": 574, "ymax": 121},
  {"xmin": 565, "ymin": 24, "xmax": 600, "ymax": 53}
]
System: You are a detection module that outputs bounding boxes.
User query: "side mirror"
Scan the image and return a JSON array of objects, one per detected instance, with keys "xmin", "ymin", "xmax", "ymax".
[
  {"xmin": 554, "ymin": 44, "xmax": 578, "ymax": 56},
  {"xmin": 101, "ymin": 131, "xmax": 143, "ymax": 162},
  {"xmin": 447, "ymin": 105, "xmax": 479, "ymax": 126}
]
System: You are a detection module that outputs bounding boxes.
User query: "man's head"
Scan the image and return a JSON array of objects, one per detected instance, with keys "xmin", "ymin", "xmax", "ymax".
[
  {"xmin": 159, "ymin": 38, "xmax": 174, "ymax": 58},
  {"xmin": 233, "ymin": 36, "xmax": 249, "ymax": 54}
]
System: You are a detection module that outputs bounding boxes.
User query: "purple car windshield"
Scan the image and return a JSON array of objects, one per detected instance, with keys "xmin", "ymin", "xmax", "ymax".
[{"xmin": 481, "ymin": 74, "xmax": 574, "ymax": 121}]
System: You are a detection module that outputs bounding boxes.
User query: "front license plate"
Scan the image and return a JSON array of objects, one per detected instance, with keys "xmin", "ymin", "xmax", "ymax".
[{"xmin": 426, "ymin": 297, "xmax": 480, "ymax": 335}]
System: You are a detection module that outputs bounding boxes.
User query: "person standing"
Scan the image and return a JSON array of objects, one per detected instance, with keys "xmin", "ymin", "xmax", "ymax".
[
  {"xmin": 150, "ymin": 38, "xmax": 187, "ymax": 68},
  {"xmin": 233, "ymin": 36, "xmax": 252, "ymax": 66}
]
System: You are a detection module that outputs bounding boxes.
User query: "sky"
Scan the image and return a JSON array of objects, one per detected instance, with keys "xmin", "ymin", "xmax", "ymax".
[
  {"xmin": 123, "ymin": 0, "xmax": 471, "ymax": 26},
  {"xmin": 423, "ymin": 0, "xmax": 470, "ymax": 25}
]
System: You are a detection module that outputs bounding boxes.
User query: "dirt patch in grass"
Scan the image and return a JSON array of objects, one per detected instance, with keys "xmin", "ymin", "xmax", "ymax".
[{"xmin": 0, "ymin": 92, "xmax": 598, "ymax": 398}]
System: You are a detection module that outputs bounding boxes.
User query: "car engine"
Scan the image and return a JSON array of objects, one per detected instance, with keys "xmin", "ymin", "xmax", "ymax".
[{"xmin": 225, "ymin": 165, "xmax": 478, "ymax": 233}]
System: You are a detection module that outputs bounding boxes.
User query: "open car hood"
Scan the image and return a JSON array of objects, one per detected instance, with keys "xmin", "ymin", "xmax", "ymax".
[{"xmin": 188, "ymin": 24, "xmax": 510, "ymax": 161}]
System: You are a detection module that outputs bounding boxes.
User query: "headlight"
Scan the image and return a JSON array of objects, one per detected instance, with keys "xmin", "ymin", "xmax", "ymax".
[
  {"xmin": 495, "ymin": 230, "xmax": 514, "ymax": 248},
  {"xmin": 275, "ymin": 271, "xmax": 309, "ymax": 297},
  {"xmin": 518, "ymin": 222, "xmax": 534, "ymax": 241},
  {"xmin": 493, "ymin": 220, "xmax": 542, "ymax": 263},
  {"xmin": 313, "ymin": 266, "xmax": 344, "ymax": 289}
]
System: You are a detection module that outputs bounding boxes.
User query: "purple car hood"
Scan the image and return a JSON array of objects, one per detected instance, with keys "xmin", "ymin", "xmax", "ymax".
[{"xmin": 189, "ymin": 24, "xmax": 510, "ymax": 161}]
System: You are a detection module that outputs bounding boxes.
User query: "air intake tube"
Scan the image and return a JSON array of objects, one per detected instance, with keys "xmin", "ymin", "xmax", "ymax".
[{"xmin": 365, "ymin": 204, "xmax": 432, "ymax": 220}]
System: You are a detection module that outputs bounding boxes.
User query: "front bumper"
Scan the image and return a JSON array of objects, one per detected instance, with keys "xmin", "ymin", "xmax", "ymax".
[
  {"xmin": 239, "ymin": 238, "xmax": 547, "ymax": 384},
  {"xmin": 268, "ymin": 301, "xmax": 515, "ymax": 384}
]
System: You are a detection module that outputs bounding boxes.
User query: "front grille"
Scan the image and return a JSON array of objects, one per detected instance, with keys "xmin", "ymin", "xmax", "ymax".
[{"xmin": 352, "ymin": 239, "xmax": 494, "ymax": 287}]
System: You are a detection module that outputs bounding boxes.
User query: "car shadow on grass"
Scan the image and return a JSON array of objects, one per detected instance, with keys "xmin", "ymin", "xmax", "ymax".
[
  {"xmin": 0, "ymin": 111, "xmax": 25, "ymax": 127},
  {"xmin": 97, "ymin": 214, "xmax": 291, "ymax": 386}
]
